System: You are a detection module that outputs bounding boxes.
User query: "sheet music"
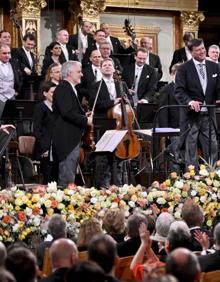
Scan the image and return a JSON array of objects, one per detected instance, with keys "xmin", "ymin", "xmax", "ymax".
[
  {"xmin": 95, "ymin": 130, "xmax": 128, "ymax": 152},
  {"xmin": 135, "ymin": 128, "xmax": 180, "ymax": 136}
]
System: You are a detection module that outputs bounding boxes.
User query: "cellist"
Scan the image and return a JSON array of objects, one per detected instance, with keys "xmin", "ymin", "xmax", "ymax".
[{"xmin": 90, "ymin": 58, "xmax": 133, "ymax": 189}]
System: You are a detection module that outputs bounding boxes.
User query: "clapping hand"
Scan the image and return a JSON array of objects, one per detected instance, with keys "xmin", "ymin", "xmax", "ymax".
[
  {"xmin": 194, "ymin": 230, "xmax": 209, "ymax": 250},
  {"xmin": 139, "ymin": 222, "xmax": 151, "ymax": 249}
]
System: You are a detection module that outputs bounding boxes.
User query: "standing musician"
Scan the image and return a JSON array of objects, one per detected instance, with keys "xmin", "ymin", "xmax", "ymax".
[
  {"xmin": 90, "ymin": 58, "xmax": 134, "ymax": 188},
  {"xmin": 52, "ymin": 61, "xmax": 92, "ymax": 188}
]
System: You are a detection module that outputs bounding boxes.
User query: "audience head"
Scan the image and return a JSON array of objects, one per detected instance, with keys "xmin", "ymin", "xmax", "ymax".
[
  {"xmin": 181, "ymin": 199, "xmax": 204, "ymax": 228},
  {"xmin": 100, "ymin": 58, "xmax": 115, "ymax": 78},
  {"xmin": 144, "ymin": 275, "xmax": 178, "ymax": 282},
  {"xmin": 22, "ymin": 33, "xmax": 36, "ymax": 51},
  {"xmin": 170, "ymin": 63, "xmax": 182, "ymax": 79},
  {"xmin": 183, "ymin": 32, "xmax": 194, "ymax": 47},
  {"xmin": 94, "ymin": 30, "xmax": 106, "ymax": 45},
  {"xmin": 208, "ymin": 44, "xmax": 220, "ymax": 63},
  {"xmin": 61, "ymin": 60, "xmax": 82, "ymax": 85},
  {"xmin": 47, "ymin": 213, "xmax": 67, "ymax": 239},
  {"xmin": 188, "ymin": 38, "xmax": 206, "ymax": 62},
  {"xmin": 100, "ymin": 23, "xmax": 110, "ymax": 37},
  {"xmin": 45, "ymin": 62, "xmax": 61, "ymax": 84},
  {"xmin": 99, "ymin": 41, "xmax": 111, "ymax": 58},
  {"xmin": 81, "ymin": 21, "xmax": 93, "ymax": 35},
  {"xmin": 166, "ymin": 220, "xmax": 191, "ymax": 252},
  {"xmin": 151, "ymin": 212, "xmax": 175, "ymax": 243},
  {"xmin": 39, "ymin": 80, "xmax": 56, "ymax": 102},
  {"xmin": 66, "ymin": 260, "xmax": 106, "ymax": 282},
  {"xmin": 0, "ymin": 242, "xmax": 7, "ymax": 267},
  {"xmin": 214, "ymin": 222, "xmax": 220, "ymax": 249},
  {"xmin": 135, "ymin": 47, "xmax": 148, "ymax": 67},
  {"xmin": 77, "ymin": 218, "xmax": 103, "ymax": 250},
  {"xmin": 90, "ymin": 49, "xmax": 102, "ymax": 66},
  {"xmin": 166, "ymin": 248, "xmax": 201, "ymax": 282},
  {"xmin": 5, "ymin": 247, "xmax": 37, "ymax": 282},
  {"xmin": 102, "ymin": 208, "xmax": 126, "ymax": 236},
  {"xmin": 0, "ymin": 269, "xmax": 15, "ymax": 282},
  {"xmin": 140, "ymin": 36, "xmax": 153, "ymax": 52},
  {"xmin": 0, "ymin": 30, "xmax": 11, "ymax": 46},
  {"xmin": 127, "ymin": 212, "xmax": 148, "ymax": 238},
  {"xmin": 49, "ymin": 238, "xmax": 78, "ymax": 269},
  {"xmin": 88, "ymin": 234, "xmax": 117, "ymax": 274},
  {"xmin": 0, "ymin": 44, "xmax": 11, "ymax": 63},
  {"xmin": 56, "ymin": 29, "xmax": 69, "ymax": 45},
  {"xmin": 48, "ymin": 41, "xmax": 62, "ymax": 57}
]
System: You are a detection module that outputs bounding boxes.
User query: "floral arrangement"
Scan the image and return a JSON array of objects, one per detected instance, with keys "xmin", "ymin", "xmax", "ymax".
[{"xmin": 0, "ymin": 163, "xmax": 220, "ymax": 243}]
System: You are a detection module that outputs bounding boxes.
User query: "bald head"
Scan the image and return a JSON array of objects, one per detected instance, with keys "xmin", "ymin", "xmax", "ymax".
[
  {"xmin": 49, "ymin": 238, "xmax": 78, "ymax": 269},
  {"xmin": 166, "ymin": 248, "xmax": 200, "ymax": 282},
  {"xmin": 0, "ymin": 241, "xmax": 7, "ymax": 266}
]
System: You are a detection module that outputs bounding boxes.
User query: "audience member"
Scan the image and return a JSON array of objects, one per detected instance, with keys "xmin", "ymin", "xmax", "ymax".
[
  {"xmin": 0, "ymin": 44, "xmax": 22, "ymax": 117},
  {"xmin": 140, "ymin": 36, "xmax": 163, "ymax": 80},
  {"xmin": 33, "ymin": 81, "xmax": 58, "ymax": 184},
  {"xmin": 40, "ymin": 238, "xmax": 78, "ymax": 282},
  {"xmin": 5, "ymin": 247, "xmax": 38, "ymax": 282},
  {"xmin": 44, "ymin": 62, "xmax": 61, "ymax": 85},
  {"xmin": 88, "ymin": 234, "xmax": 120, "ymax": 282},
  {"xmin": 198, "ymin": 222, "xmax": 220, "ymax": 272},
  {"xmin": 102, "ymin": 208, "xmax": 126, "ymax": 243},
  {"xmin": 181, "ymin": 199, "xmax": 211, "ymax": 251},
  {"xmin": 169, "ymin": 32, "xmax": 194, "ymax": 72},
  {"xmin": 122, "ymin": 47, "xmax": 157, "ymax": 107},
  {"xmin": 0, "ymin": 241, "xmax": 7, "ymax": 267},
  {"xmin": 14, "ymin": 33, "xmax": 37, "ymax": 99},
  {"xmin": 37, "ymin": 214, "xmax": 67, "ymax": 269},
  {"xmin": 166, "ymin": 248, "xmax": 201, "ymax": 282},
  {"xmin": 77, "ymin": 218, "xmax": 103, "ymax": 251},
  {"xmin": 0, "ymin": 269, "xmax": 16, "ymax": 282},
  {"xmin": 117, "ymin": 212, "xmax": 148, "ymax": 257},
  {"xmin": 144, "ymin": 275, "xmax": 178, "ymax": 282},
  {"xmin": 45, "ymin": 29, "xmax": 77, "ymax": 63},
  {"xmin": 41, "ymin": 42, "xmax": 62, "ymax": 76},
  {"xmin": 207, "ymin": 44, "xmax": 220, "ymax": 63},
  {"xmin": 66, "ymin": 260, "xmax": 106, "ymax": 282}
]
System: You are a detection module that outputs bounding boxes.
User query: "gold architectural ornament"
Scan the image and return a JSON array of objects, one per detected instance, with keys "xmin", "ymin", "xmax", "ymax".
[
  {"xmin": 68, "ymin": 0, "xmax": 82, "ymax": 33},
  {"xmin": 80, "ymin": 0, "xmax": 106, "ymax": 19},
  {"xmin": 181, "ymin": 11, "xmax": 205, "ymax": 34},
  {"xmin": 16, "ymin": 0, "xmax": 47, "ymax": 17}
]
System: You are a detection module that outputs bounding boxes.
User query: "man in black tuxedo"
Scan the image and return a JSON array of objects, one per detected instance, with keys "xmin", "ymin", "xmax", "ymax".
[
  {"xmin": 140, "ymin": 36, "xmax": 163, "ymax": 80},
  {"xmin": 13, "ymin": 33, "xmax": 37, "ymax": 99},
  {"xmin": 198, "ymin": 223, "xmax": 220, "ymax": 272},
  {"xmin": 52, "ymin": 61, "xmax": 92, "ymax": 188},
  {"xmin": 90, "ymin": 58, "xmax": 131, "ymax": 188},
  {"xmin": 100, "ymin": 22, "xmax": 135, "ymax": 55},
  {"xmin": 0, "ymin": 44, "xmax": 23, "ymax": 117},
  {"xmin": 169, "ymin": 32, "xmax": 194, "ymax": 73},
  {"xmin": 175, "ymin": 38, "xmax": 220, "ymax": 169},
  {"xmin": 122, "ymin": 47, "xmax": 157, "ymax": 107},
  {"xmin": 68, "ymin": 21, "xmax": 94, "ymax": 59},
  {"xmin": 45, "ymin": 29, "xmax": 78, "ymax": 63}
]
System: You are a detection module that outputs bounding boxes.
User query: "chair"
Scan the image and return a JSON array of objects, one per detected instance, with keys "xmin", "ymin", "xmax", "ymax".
[
  {"xmin": 41, "ymin": 248, "xmax": 52, "ymax": 278},
  {"xmin": 114, "ymin": 256, "xmax": 135, "ymax": 282},
  {"xmin": 200, "ymin": 270, "xmax": 220, "ymax": 282},
  {"xmin": 16, "ymin": 136, "xmax": 41, "ymax": 186}
]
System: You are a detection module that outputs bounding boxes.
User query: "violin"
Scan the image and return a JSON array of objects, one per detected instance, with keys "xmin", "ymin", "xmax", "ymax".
[{"xmin": 107, "ymin": 80, "xmax": 141, "ymax": 160}]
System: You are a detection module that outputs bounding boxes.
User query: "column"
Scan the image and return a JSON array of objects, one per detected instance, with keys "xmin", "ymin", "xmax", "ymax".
[{"xmin": 180, "ymin": 11, "xmax": 205, "ymax": 37}]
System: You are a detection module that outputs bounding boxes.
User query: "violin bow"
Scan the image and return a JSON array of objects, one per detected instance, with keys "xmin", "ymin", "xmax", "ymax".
[{"xmin": 91, "ymin": 79, "xmax": 103, "ymax": 119}]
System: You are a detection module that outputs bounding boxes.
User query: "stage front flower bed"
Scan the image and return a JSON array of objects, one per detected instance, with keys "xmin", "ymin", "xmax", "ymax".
[{"xmin": 0, "ymin": 164, "xmax": 220, "ymax": 243}]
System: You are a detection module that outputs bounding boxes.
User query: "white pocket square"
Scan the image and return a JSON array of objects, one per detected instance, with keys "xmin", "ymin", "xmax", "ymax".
[
  {"xmin": 146, "ymin": 75, "xmax": 149, "ymax": 79},
  {"xmin": 212, "ymin": 73, "xmax": 217, "ymax": 77}
]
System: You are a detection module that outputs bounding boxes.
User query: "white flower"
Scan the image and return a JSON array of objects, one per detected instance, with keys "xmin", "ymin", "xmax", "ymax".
[
  {"xmin": 200, "ymin": 196, "xmax": 207, "ymax": 203},
  {"xmin": 211, "ymin": 194, "xmax": 217, "ymax": 201},
  {"xmin": 174, "ymin": 211, "xmax": 181, "ymax": 219},
  {"xmin": 90, "ymin": 197, "xmax": 97, "ymax": 204},
  {"xmin": 25, "ymin": 207, "xmax": 32, "ymax": 216},
  {"xmin": 128, "ymin": 201, "xmax": 135, "ymax": 208},
  {"xmin": 199, "ymin": 169, "xmax": 209, "ymax": 177},
  {"xmin": 141, "ymin": 191, "xmax": 147, "ymax": 198},
  {"xmin": 111, "ymin": 202, "xmax": 118, "ymax": 209},
  {"xmin": 32, "ymin": 217, "xmax": 41, "ymax": 226},
  {"xmin": 156, "ymin": 197, "xmax": 166, "ymax": 205},
  {"xmin": 174, "ymin": 180, "xmax": 184, "ymax": 189},
  {"xmin": 191, "ymin": 190, "xmax": 197, "ymax": 196},
  {"xmin": 47, "ymin": 182, "xmax": 57, "ymax": 193}
]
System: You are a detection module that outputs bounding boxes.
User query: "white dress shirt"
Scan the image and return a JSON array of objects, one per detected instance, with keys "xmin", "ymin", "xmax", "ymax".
[
  {"xmin": 60, "ymin": 43, "xmax": 69, "ymax": 61},
  {"xmin": 92, "ymin": 65, "xmax": 102, "ymax": 81},
  {"xmin": 103, "ymin": 77, "xmax": 116, "ymax": 100}
]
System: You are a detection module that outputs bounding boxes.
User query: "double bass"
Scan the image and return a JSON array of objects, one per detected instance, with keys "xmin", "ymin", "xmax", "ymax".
[{"xmin": 107, "ymin": 79, "xmax": 141, "ymax": 160}]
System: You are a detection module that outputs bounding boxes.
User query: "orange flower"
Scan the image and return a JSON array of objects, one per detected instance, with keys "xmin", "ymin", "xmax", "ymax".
[
  {"xmin": 17, "ymin": 211, "xmax": 26, "ymax": 221},
  {"xmin": 3, "ymin": 215, "xmax": 11, "ymax": 224},
  {"xmin": 81, "ymin": 203, "xmax": 88, "ymax": 209},
  {"xmin": 32, "ymin": 207, "xmax": 40, "ymax": 215},
  {"xmin": 51, "ymin": 200, "xmax": 58, "ymax": 209}
]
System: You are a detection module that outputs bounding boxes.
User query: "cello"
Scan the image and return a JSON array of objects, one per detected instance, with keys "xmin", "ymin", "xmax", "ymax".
[{"xmin": 107, "ymin": 78, "xmax": 141, "ymax": 160}]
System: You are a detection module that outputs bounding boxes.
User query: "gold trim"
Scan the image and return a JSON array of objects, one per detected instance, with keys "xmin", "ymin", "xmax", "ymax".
[{"xmin": 0, "ymin": 8, "xmax": 3, "ymax": 30}]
